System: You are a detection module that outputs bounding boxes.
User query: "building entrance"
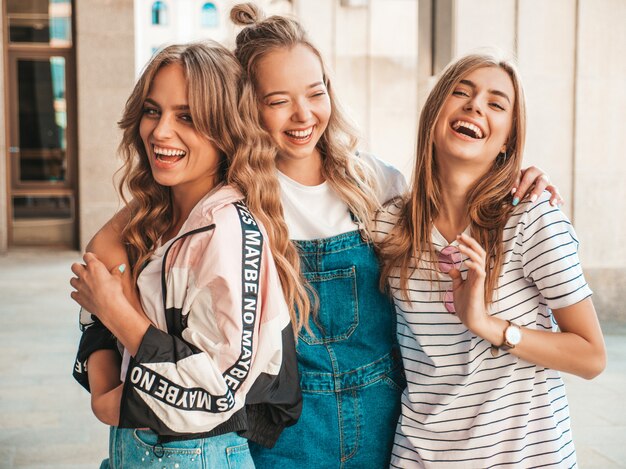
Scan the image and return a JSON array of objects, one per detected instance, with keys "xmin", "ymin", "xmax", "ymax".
[{"xmin": 4, "ymin": 0, "xmax": 77, "ymax": 247}]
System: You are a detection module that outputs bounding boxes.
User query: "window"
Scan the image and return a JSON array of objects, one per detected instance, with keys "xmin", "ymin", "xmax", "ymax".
[
  {"xmin": 201, "ymin": 2, "xmax": 218, "ymax": 28},
  {"xmin": 151, "ymin": 1, "xmax": 168, "ymax": 26}
]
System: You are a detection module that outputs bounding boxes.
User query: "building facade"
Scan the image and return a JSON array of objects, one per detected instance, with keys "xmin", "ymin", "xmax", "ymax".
[{"xmin": 1, "ymin": 0, "xmax": 624, "ymax": 322}]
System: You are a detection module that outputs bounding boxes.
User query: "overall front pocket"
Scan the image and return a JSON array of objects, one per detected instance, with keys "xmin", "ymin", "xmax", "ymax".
[{"xmin": 299, "ymin": 265, "xmax": 359, "ymax": 345}]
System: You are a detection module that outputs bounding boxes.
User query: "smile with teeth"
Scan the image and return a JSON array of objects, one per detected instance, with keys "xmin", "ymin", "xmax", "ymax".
[
  {"xmin": 452, "ymin": 120, "xmax": 484, "ymax": 139},
  {"xmin": 153, "ymin": 145, "xmax": 186, "ymax": 163},
  {"xmin": 284, "ymin": 126, "xmax": 314, "ymax": 140}
]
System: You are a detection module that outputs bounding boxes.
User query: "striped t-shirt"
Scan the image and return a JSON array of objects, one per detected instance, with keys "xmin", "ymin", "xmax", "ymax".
[{"xmin": 373, "ymin": 193, "xmax": 592, "ymax": 468}]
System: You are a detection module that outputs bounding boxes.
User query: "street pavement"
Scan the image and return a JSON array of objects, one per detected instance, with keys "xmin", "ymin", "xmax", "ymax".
[{"xmin": 0, "ymin": 249, "xmax": 624, "ymax": 468}]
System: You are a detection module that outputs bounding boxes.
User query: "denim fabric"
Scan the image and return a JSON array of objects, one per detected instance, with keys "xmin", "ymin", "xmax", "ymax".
[
  {"xmin": 102, "ymin": 427, "xmax": 254, "ymax": 469},
  {"xmin": 251, "ymin": 230, "xmax": 405, "ymax": 468}
]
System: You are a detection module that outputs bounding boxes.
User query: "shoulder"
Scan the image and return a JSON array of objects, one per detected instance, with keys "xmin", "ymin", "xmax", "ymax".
[
  {"xmin": 504, "ymin": 191, "xmax": 580, "ymax": 255},
  {"xmin": 86, "ymin": 209, "xmax": 130, "ymax": 269},
  {"xmin": 373, "ymin": 197, "xmax": 404, "ymax": 242},
  {"xmin": 356, "ymin": 151, "xmax": 408, "ymax": 202},
  {"xmin": 210, "ymin": 199, "xmax": 268, "ymax": 247},
  {"xmin": 356, "ymin": 151, "xmax": 406, "ymax": 183},
  {"xmin": 508, "ymin": 191, "xmax": 571, "ymax": 233},
  {"xmin": 192, "ymin": 185, "xmax": 253, "ymax": 233}
]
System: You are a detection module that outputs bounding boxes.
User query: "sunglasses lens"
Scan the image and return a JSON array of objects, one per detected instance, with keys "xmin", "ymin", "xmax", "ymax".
[{"xmin": 438, "ymin": 245, "xmax": 462, "ymax": 273}]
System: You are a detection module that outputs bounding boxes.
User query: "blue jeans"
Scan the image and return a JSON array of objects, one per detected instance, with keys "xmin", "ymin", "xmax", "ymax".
[
  {"xmin": 251, "ymin": 231, "xmax": 405, "ymax": 468},
  {"xmin": 100, "ymin": 427, "xmax": 254, "ymax": 469}
]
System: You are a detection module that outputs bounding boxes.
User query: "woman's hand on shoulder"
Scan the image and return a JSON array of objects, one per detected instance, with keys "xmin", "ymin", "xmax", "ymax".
[
  {"xmin": 512, "ymin": 166, "xmax": 564, "ymax": 207},
  {"xmin": 70, "ymin": 253, "xmax": 128, "ymax": 319},
  {"xmin": 71, "ymin": 253, "xmax": 149, "ymax": 355},
  {"xmin": 85, "ymin": 206, "xmax": 144, "ymax": 314}
]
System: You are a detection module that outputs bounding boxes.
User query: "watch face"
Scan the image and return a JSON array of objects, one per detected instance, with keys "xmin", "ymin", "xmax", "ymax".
[{"xmin": 505, "ymin": 325, "xmax": 522, "ymax": 345}]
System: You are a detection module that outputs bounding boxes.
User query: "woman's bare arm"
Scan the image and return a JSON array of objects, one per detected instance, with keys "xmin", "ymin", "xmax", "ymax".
[{"xmin": 82, "ymin": 208, "xmax": 144, "ymax": 421}]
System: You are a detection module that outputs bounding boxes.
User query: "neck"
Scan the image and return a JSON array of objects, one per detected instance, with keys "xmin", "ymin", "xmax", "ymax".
[
  {"xmin": 167, "ymin": 179, "xmax": 219, "ymax": 241},
  {"xmin": 434, "ymin": 158, "xmax": 484, "ymax": 243},
  {"xmin": 276, "ymin": 148, "xmax": 325, "ymax": 186}
]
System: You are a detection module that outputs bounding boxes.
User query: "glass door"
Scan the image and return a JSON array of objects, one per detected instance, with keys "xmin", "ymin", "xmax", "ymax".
[{"xmin": 7, "ymin": 50, "xmax": 77, "ymax": 246}]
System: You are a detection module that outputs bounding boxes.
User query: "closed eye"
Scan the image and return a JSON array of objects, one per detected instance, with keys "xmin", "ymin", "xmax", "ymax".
[
  {"xmin": 452, "ymin": 90, "xmax": 470, "ymax": 98},
  {"xmin": 269, "ymin": 100, "xmax": 288, "ymax": 107},
  {"xmin": 490, "ymin": 102, "xmax": 506, "ymax": 111}
]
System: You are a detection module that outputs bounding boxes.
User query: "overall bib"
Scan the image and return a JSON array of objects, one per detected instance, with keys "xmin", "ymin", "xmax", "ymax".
[{"xmin": 251, "ymin": 230, "xmax": 405, "ymax": 468}]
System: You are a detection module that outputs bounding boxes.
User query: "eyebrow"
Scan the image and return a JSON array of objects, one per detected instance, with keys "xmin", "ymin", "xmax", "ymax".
[
  {"xmin": 459, "ymin": 79, "xmax": 511, "ymax": 104},
  {"xmin": 262, "ymin": 81, "xmax": 325, "ymax": 100},
  {"xmin": 144, "ymin": 98, "xmax": 190, "ymax": 110}
]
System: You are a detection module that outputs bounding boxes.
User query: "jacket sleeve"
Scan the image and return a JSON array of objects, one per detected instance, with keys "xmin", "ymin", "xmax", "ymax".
[
  {"xmin": 72, "ymin": 308, "xmax": 119, "ymax": 392},
  {"xmin": 119, "ymin": 201, "xmax": 299, "ymax": 437},
  {"xmin": 241, "ymin": 322, "xmax": 302, "ymax": 448}
]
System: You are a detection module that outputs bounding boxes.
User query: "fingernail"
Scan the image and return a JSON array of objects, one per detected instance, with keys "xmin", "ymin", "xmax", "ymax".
[
  {"xmin": 530, "ymin": 194, "xmax": 537, "ymax": 203},
  {"xmin": 118, "ymin": 264, "xmax": 126, "ymax": 274},
  {"xmin": 512, "ymin": 197, "xmax": 519, "ymax": 206},
  {"xmin": 511, "ymin": 187, "xmax": 517, "ymax": 195}
]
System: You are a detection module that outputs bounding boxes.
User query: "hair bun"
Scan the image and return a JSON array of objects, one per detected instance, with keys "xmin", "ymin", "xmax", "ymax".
[{"xmin": 230, "ymin": 2, "xmax": 264, "ymax": 26}]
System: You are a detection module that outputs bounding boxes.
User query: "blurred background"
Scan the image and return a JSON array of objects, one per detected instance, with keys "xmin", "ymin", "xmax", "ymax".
[
  {"xmin": 0, "ymin": 0, "xmax": 624, "ymax": 467},
  {"xmin": 0, "ymin": 0, "xmax": 624, "ymax": 323}
]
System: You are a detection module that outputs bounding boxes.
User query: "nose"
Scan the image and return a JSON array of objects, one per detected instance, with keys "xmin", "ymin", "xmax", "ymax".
[
  {"xmin": 152, "ymin": 114, "xmax": 174, "ymax": 139},
  {"xmin": 463, "ymin": 96, "xmax": 483, "ymax": 116},
  {"xmin": 292, "ymin": 99, "xmax": 312, "ymax": 123}
]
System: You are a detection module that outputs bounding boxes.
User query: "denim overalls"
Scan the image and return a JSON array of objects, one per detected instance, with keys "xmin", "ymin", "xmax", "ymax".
[{"xmin": 250, "ymin": 230, "xmax": 405, "ymax": 468}]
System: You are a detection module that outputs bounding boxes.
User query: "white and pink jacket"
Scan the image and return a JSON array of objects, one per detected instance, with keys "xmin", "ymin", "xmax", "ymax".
[{"xmin": 74, "ymin": 185, "xmax": 301, "ymax": 448}]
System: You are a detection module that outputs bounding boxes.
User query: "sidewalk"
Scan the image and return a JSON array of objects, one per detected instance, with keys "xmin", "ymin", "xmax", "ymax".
[{"xmin": 0, "ymin": 249, "xmax": 624, "ymax": 468}]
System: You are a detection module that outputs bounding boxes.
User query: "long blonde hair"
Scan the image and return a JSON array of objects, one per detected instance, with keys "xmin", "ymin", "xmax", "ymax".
[
  {"xmin": 117, "ymin": 41, "xmax": 311, "ymax": 330},
  {"xmin": 379, "ymin": 53, "xmax": 527, "ymax": 304},
  {"xmin": 230, "ymin": 2, "xmax": 381, "ymax": 237}
]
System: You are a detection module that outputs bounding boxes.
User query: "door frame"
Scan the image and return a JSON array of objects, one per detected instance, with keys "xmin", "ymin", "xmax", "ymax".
[{"xmin": 2, "ymin": 0, "xmax": 78, "ymax": 247}]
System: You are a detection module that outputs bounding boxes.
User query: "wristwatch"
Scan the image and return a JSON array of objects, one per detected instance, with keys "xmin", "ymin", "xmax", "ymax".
[{"xmin": 490, "ymin": 321, "xmax": 522, "ymax": 357}]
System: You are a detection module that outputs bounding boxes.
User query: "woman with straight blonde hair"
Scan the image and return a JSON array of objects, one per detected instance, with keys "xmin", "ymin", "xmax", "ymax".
[
  {"xmin": 230, "ymin": 4, "xmax": 563, "ymax": 468},
  {"xmin": 70, "ymin": 41, "xmax": 306, "ymax": 468},
  {"xmin": 376, "ymin": 53, "xmax": 606, "ymax": 468}
]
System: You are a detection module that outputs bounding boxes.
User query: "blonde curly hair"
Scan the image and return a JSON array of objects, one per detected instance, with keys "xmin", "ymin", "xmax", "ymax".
[{"xmin": 117, "ymin": 41, "xmax": 311, "ymax": 330}]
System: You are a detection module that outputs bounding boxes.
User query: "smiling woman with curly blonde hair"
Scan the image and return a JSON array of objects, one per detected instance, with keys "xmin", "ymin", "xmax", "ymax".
[{"xmin": 70, "ymin": 41, "xmax": 308, "ymax": 468}]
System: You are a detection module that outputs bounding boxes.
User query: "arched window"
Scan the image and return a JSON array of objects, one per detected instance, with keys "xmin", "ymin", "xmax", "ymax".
[
  {"xmin": 201, "ymin": 2, "xmax": 219, "ymax": 28},
  {"xmin": 151, "ymin": 1, "xmax": 168, "ymax": 26}
]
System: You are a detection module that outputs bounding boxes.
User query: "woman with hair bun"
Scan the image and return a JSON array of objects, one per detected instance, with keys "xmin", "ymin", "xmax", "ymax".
[
  {"xmin": 230, "ymin": 3, "xmax": 406, "ymax": 468},
  {"xmin": 229, "ymin": 4, "xmax": 563, "ymax": 467},
  {"xmin": 70, "ymin": 41, "xmax": 306, "ymax": 468}
]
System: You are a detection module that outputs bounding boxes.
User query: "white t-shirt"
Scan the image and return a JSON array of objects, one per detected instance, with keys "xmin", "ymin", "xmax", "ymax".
[
  {"xmin": 374, "ymin": 193, "xmax": 592, "ymax": 468},
  {"xmin": 279, "ymin": 151, "xmax": 406, "ymax": 240}
]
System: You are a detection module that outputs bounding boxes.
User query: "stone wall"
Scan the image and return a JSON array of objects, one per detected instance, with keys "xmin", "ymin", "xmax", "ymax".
[{"xmin": 75, "ymin": 0, "xmax": 135, "ymax": 250}]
